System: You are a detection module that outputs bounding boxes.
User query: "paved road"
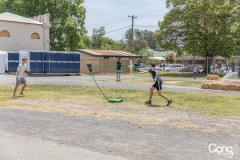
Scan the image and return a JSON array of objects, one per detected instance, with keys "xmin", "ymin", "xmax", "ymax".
[
  {"xmin": 0, "ymin": 130, "xmax": 126, "ymax": 160},
  {"xmin": 0, "ymin": 108, "xmax": 240, "ymax": 160},
  {"xmin": 0, "ymin": 74, "xmax": 239, "ymax": 95}
]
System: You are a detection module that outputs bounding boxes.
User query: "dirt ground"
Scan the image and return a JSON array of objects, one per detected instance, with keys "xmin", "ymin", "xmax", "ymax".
[
  {"xmin": 1, "ymin": 99, "xmax": 240, "ymax": 160},
  {"xmin": 0, "ymin": 74, "xmax": 240, "ymax": 160}
]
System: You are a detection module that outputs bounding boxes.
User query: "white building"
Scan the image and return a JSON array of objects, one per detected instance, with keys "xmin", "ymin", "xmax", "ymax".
[{"xmin": 0, "ymin": 12, "xmax": 51, "ymax": 51}]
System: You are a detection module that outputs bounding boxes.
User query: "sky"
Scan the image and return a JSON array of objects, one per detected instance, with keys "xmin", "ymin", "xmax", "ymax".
[{"xmin": 83, "ymin": 0, "xmax": 169, "ymax": 41}]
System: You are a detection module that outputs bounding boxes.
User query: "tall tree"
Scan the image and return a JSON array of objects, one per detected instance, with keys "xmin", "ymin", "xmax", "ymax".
[
  {"xmin": 141, "ymin": 30, "xmax": 157, "ymax": 50},
  {"xmin": 125, "ymin": 29, "xmax": 148, "ymax": 54},
  {"xmin": 0, "ymin": 0, "xmax": 86, "ymax": 51},
  {"xmin": 92, "ymin": 26, "xmax": 106, "ymax": 49},
  {"xmin": 91, "ymin": 26, "xmax": 123, "ymax": 50},
  {"xmin": 82, "ymin": 35, "xmax": 93, "ymax": 49},
  {"xmin": 230, "ymin": 1, "xmax": 240, "ymax": 52},
  {"xmin": 100, "ymin": 38, "xmax": 123, "ymax": 50},
  {"xmin": 155, "ymin": 0, "xmax": 239, "ymax": 72}
]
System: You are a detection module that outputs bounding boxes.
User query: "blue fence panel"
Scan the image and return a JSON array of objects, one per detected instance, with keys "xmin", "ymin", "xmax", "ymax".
[
  {"xmin": 49, "ymin": 53, "xmax": 57, "ymax": 73},
  {"xmin": 44, "ymin": 52, "xmax": 50, "ymax": 73},
  {"xmin": 8, "ymin": 52, "xmax": 19, "ymax": 72},
  {"xmin": 74, "ymin": 54, "xmax": 80, "ymax": 73},
  {"xmin": 30, "ymin": 52, "xmax": 36, "ymax": 73},
  {"xmin": 62, "ymin": 53, "xmax": 69, "ymax": 73},
  {"xmin": 68, "ymin": 54, "xmax": 75, "ymax": 73},
  {"xmin": 56, "ymin": 53, "xmax": 63, "ymax": 73},
  {"xmin": 20, "ymin": 51, "xmax": 80, "ymax": 74},
  {"xmin": 36, "ymin": 52, "xmax": 44, "ymax": 73}
]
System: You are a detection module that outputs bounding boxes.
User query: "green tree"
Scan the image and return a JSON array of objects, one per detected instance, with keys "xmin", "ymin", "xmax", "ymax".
[
  {"xmin": 92, "ymin": 26, "xmax": 106, "ymax": 49},
  {"xmin": 230, "ymin": 1, "xmax": 240, "ymax": 52},
  {"xmin": 81, "ymin": 35, "xmax": 93, "ymax": 49},
  {"xmin": 138, "ymin": 48, "xmax": 154, "ymax": 64},
  {"xmin": 101, "ymin": 38, "xmax": 123, "ymax": 50},
  {"xmin": 155, "ymin": 0, "xmax": 239, "ymax": 72},
  {"xmin": 91, "ymin": 26, "xmax": 123, "ymax": 50},
  {"xmin": 0, "ymin": 0, "xmax": 86, "ymax": 51},
  {"xmin": 125, "ymin": 29, "xmax": 148, "ymax": 54},
  {"xmin": 141, "ymin": 30, "xmax": 157, "ymax": 50}
]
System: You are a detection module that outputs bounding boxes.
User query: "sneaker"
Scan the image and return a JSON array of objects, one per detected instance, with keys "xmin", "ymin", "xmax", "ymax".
[
  {"xmin": 144, "ymin": 100, "xmax": 151, "ymax": 105},
  {"xmin": 167, "ymin": 99, "xmax": 173, "ymax": 106}
]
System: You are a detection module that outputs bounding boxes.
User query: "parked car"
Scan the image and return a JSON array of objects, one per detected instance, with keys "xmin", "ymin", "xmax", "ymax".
[
  {"xmin": 163, "ymin": 64, "xmax": 184, "ymax": 72},
  {"xmin": 139, "ymin": 64, "xmax": 150, "ymax": 72},
  {"xmin": 179, "ymin": 64, "xmax": 203, "ymax": 73},
  {"xmin": 170, "ymin": 64, "xmax": 184, "ymax": 72},
  {"xmin": 155, "ymin": 64, "xmax": 161, "ymax": 70},
  {"xmin": 164, "ymin": 64, "xmax": 173, "ymax": 71}
]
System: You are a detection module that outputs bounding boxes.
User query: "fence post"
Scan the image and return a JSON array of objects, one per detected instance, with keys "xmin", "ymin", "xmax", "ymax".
[
  {"xmin": 181, "ymin": 55, "xmax": 183, "ymax": 74},
  {"xmin": 207, "ymin": 56, "xmax": 209, "ymax": 75}
]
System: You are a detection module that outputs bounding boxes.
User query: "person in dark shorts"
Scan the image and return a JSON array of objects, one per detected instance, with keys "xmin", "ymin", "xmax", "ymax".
[
  {"xmin": 145, "ymin": 62, "xmax": 173, "ymax": 106},
  {"xmin": 12, "ymin": 58, "xmax": 28, "ymax": 98},
  {"xmin": 116, "ymin": 58, "xmax": 122, "ymax": 81}
]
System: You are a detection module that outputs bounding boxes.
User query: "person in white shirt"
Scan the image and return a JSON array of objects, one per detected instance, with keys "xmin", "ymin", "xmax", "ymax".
[
  {"xmin": 193, "ymin": 65, "xmax": 198, "ymax": 80},
  {"xmin": 12, "ymin": 58, "xmax": 28, "ymax": 98}
]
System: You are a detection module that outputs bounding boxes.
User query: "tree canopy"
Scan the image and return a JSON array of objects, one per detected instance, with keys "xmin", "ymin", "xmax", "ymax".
[
  {"xmin": 90, "ymin": 26, "xmax": 123, "ymax": 50},
  {"xmin": 124, "ymin": 29, "xmax": 149, "ymax": 54},
  {"xmin": 155, "ymin": 0, "xmax": 240, "ymax": 71}
]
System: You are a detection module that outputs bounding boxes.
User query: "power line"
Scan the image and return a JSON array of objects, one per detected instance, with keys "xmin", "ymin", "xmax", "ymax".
[
  {"xmin": 137, "ymin": 14, "xmax": 165, "ymax": 18},
  {"xmin": 134, "ymin": 25, "xmax": 159, "ymax": 28},
  {"xmin": 87, "ymin": 18, "xmax": 130, "ymax": 30},
  {"xmin": 86, "ymin": 14, "xmax": 164, "ymax": 31},
  {"xmin": 105, "ymin": 25, "xmax": 131, "ymax": 34},
  {"xmin": 86, "ymin": 15, "xmax": 128, "ymax": 28},
  {"xmin": 106, "ymin": 33, "xmax": 126, "ymax": 39}
]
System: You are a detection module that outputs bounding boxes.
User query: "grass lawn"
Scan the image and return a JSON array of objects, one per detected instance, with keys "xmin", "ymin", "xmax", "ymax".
[
  {"xmin": 0, "ymin": 84, "xmax": 239, "ymax": 117},
  {"xmin": 100, "ymin": 78, "xmax": 203, "ymax": 88},
  {"xmin": 92, "ymin": 74, "xmax": 203, "ymax": 88}
]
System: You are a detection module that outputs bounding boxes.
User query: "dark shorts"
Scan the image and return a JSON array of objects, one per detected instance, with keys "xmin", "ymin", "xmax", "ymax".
[
  {"xmin": 152, "ymin": 80, "xmax": 162, "ymax": 90},
  {"xmin": 16, "ymin": 78, "xmax": 27, "ymax": 85}
]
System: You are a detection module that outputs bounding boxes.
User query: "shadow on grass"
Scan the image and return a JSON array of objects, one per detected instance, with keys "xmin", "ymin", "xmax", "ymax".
[
  {"xmin": 146, "ymin": 104, "xmax": 168, "ymax": 108},
  {"xmin": 11, "ymin": 96, "xmax": 25, "ymax": 100}
]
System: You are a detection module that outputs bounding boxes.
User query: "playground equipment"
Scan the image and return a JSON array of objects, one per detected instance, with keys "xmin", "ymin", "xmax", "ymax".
[{"xmin": 87, "ymin": 64, "xmax": 138, "ymax": 103}]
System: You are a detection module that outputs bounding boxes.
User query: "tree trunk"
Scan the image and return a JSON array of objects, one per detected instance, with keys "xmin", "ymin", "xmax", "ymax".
[{"xmin": 204, "ymin": 54, "xmax": 213, "ymax": 74}]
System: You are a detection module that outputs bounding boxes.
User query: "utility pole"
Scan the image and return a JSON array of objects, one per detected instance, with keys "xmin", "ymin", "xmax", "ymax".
[{"xmin": 128, "ymin": 15, "xmax": 137, "ymax": 40}]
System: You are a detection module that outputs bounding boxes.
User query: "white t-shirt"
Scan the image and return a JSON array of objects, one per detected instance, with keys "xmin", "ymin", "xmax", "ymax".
[
  {"xmin": 16, "ymin": 64, "xmax": 26, "ymax": 78},
  {"xmin": 193, "ymin": 66, "xmax": 198, "ymax": 72}
]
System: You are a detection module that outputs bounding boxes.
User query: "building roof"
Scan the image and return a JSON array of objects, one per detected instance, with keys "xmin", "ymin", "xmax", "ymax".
[
  {"xmin": 0, "ymin": 12, "xmax": 43, "ymax": 25},
  {"xmin": 214, "ymin": 56, "xmax": 225, "ymax": 61},
  {"xmin": 176, "ymin": 55, "xmax": 226, "ymax": 61},
  {"xmin": 149, "ymin": 57, "xmax": 165, "ymax": 61},
  {"xmin": 78, "ymin": 49, "xmax": 142, "ymax": 58},
  {"xmin": 142, "ymin": 48, "xmax": 168, "ymax": 57},
  {"xmin": 153, "ymin": 50, "xmax": 168, "ymax": 57}
]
